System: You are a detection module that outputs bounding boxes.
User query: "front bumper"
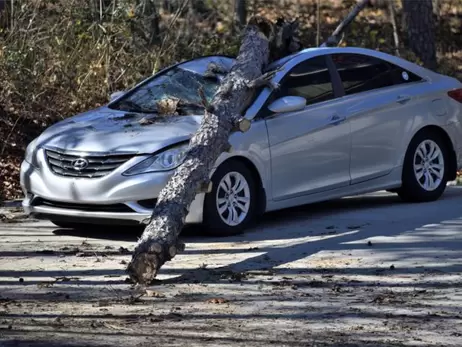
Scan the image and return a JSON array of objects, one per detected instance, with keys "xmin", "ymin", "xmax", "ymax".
[{"xmin": 20, "ymin": 149, "xmax": 204, "ymax": 224}]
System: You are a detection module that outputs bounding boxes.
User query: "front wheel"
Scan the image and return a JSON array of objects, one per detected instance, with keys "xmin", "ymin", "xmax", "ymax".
[
  {"xmin": 203, "ymin": 160, "xmax": 260, "ymax": 236},
  {"xmin": 398, "ymin": 131, "xmax": 448, "ymax": 202}
]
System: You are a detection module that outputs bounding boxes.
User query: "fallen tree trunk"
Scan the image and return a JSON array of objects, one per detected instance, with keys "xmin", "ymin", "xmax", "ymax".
[{"xmin": 127, "ymin": 17, "xmax": 300, "ymax": 285}]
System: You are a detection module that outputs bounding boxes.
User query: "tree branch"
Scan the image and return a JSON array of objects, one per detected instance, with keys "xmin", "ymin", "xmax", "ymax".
[{"xmin": 321, "ymin": 0, "xmax": 370, "ymax": 47}]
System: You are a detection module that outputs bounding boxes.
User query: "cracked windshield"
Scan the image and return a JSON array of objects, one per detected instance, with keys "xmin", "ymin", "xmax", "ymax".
[{"xmin": 110, "ymin": 66, "xmax": 219, "ymax": 115}]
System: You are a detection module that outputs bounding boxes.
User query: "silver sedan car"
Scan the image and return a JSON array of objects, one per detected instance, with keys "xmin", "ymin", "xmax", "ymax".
[{"xmin": 21, "ymin": 47, "xmax": 462, "ymax": 236}]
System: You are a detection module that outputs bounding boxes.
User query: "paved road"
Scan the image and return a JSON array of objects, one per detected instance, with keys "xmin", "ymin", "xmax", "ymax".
[{"xmin": 1, "ymin": 188, "xmax": 462, "ymax": 346}]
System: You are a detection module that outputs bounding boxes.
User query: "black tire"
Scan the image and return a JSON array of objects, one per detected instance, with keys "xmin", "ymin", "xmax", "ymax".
[
  {"xmin": 203, "ymin": 160, "xmax": 260, "ymax": 236},
  {"xmin": 398, "ymin": 130, "xmax": 448, "ymax": 202}
]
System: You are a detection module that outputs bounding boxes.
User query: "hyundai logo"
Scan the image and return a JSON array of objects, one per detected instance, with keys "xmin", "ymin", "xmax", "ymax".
[{"xmin": 72, "ymin": 158, "xmax": 89, "ymax": 170}]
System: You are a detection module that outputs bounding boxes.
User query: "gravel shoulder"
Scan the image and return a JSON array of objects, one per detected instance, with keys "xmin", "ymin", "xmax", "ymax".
[{"xmin": 1, "ymin": 189, "xmax": 462, "ymax": 347}]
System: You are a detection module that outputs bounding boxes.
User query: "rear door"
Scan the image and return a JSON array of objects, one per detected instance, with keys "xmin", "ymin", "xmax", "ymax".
[
  {"xmin": 264, "ymin": 55, "xmax": 352, "ymax": 201},
  {"xmin": 329, "ymin": 53, "xmax": 425, "ymax": 184}
]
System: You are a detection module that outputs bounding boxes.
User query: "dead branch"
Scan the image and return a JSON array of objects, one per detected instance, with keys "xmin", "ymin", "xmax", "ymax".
[{"xmin": 321, "ymin": 0, "xmax": 370, "ymax": 47}]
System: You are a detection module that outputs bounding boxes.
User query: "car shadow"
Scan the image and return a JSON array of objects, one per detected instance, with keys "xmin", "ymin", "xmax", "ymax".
[
  {"xmin": 53, "ymin": 186, "xmax": 462, "ymax": 243},
  {"xmin": 51, "ymin": 191, "xmax": 403, "ymax": 242}
]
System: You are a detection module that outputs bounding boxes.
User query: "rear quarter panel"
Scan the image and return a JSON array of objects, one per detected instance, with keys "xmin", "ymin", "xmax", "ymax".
[
  {"xmin": 441, "ymin": 78, "xmax": 462, "ymax": 169},
  {"xmin": 395, "ymin": 76, "xmax": 462, "ymax": 168}
]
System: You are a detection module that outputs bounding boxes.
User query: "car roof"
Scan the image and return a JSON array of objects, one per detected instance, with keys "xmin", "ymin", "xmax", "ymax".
[{"xmin": 268, "ymin": 46, "xmax": 437, "ymax": 80}]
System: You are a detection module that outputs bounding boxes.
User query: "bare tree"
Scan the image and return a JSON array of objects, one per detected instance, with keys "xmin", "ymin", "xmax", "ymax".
[
  {"xmin": 388, "ymin": 0, "xmax": 400, "ymax": 56},
  {"xmin": 402, "ymin": 0, "xmax": 437, "ymax": 70},
  {"xmin": 235, "ymin": 0, "xmax": 247, "ymax": 28},
  {"xmin": 321, "ymin": 0, "xmax": 370, "ymax": 47},
  {"xmin": 433, "ymin": 0, "xmax": 440, "ymax": 20},
  {"xmin": 0, "ymin": 0, "xmax": 8, "ymax": 29}
]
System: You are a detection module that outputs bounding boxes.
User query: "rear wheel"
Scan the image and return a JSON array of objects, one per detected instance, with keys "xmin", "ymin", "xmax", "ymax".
[
  {"xmin": 203, "ymin": 160, "xmax": 260, "ymax": 236},
  {"xmin": 398, "ymin": 131, "xmax": 448, "ymax": 202}
]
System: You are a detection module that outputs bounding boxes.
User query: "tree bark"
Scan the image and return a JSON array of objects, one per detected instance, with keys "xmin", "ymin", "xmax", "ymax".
[
  {"xmin": 0, "ymin": 0, "xmax": 8, "ymax": 29},
  {"xmin": 388, "ymin": 0, "xmax": 400, "ymax": 56},
  {"xmin": 127, "ymin": 17, "xmax": 300, "ymax": 285},
  {"xmin": 402, "ymin": 0, "xmax": 437, "ymax": 70},
  {"xmin": 235, "ymin": 0, "xmax": 247, "ymax": 28},
  {"xmin": 316, "ymin": 0, "xmax": 320, "ymax": 46}
]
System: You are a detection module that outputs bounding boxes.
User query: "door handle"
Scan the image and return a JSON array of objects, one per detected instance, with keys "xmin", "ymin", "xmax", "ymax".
[
  {"xmin": 329, "ymin": 114, "xmax": 346, "ymax": 125},
  {"xmin": 397, "ymin": 95, "xmax": 411, "ymax": 104}
]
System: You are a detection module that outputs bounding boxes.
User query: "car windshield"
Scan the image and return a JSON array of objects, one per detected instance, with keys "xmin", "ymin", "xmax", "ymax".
[{"xmin": 109, "ymin": 66, "xmax": 220, "ymax": 115}]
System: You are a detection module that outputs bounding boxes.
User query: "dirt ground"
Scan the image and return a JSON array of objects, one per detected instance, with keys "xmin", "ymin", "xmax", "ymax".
[{"xmin": 1, "ymin": 189, "xmax": 462, "ymax": 347}]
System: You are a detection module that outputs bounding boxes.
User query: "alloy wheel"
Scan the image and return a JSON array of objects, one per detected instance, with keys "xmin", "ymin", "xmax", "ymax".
[
  {"xmin": 216, "ymin": 171, "xmax": 251, "ymax": 226},
  {"xmin": 413, "ymin": 139, "xmax": 445, "ymax": 192}
]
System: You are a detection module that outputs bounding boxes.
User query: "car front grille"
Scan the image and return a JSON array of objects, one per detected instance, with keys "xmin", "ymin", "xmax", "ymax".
[
  {"xmin": 45, "ymin": 149, "xmax": 135, "ymax": 178},
  {"xmin": 32, "ymin": 198, "xmax": 134, "ymax": 213},
  {"xmin": 137, "ymin": 199, "xmax": 157, "ymax": 209}
]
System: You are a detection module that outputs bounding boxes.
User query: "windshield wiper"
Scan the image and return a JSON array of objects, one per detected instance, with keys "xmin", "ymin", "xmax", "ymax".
[{"xmin": 115, "ymin": 100, "xmax": 156, "ymax": 113}]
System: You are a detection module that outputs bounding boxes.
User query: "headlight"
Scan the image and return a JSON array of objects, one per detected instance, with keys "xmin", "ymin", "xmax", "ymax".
[
  {"xmin": 123, "ymin": 144, "xmax": 188, "ymax": 175},
  {"xmin": 24, "ymin": 138, "xmax": 39, "ymax": 167}
]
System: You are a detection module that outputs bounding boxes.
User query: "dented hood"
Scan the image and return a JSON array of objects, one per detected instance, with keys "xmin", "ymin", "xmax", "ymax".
[{"xmin": 37, "ymin": 107, "xmax": 202, "ymax": 154}]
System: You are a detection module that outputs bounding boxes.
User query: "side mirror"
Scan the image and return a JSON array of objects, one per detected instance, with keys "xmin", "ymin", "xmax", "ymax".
[
  {"xmin": 110, "ymin": 90, "xmax": 125, "ymax": 101},
  {"xmin": 267, "ymin": 96, "xmax": 306, "ymax": 114}
]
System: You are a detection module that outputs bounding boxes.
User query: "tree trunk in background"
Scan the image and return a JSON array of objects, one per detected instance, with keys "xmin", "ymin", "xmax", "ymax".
[
  {"xmin": 162, "ymin": 0, "xmax": 207, "ymax": 16},
  {"xmin": 162, "ymin": 0, "xmax": 170, "ymax": 12},
  {"xmin": 129, "ymin": 0, "xmax": 161, "ymax": 46},
  {"xmin": 388, "ymin": 0, "xmax": 400, "ymax": 56},
  {"xmin": 235, "ymin": 0, "xmax": 247, "ymax": 28},
  {"xmin": 162, "ymin": 0, "xmax": 180, "ymax": 13},
  {"xmin": 191, "ymin": 0, "xmax": 209, "ymax": 16},
  {"xmin": 127, "ymin": 17, "xmax": 301, "ymax": 285},
  {"xmin": 432, "ymin": 0, "xmax": 440, "ymax": 20},
  {"xmin": 0, "ymin": 0, "xmax": 7, "ymax": 29},
  {"xmin": 402, "ymin": 0, "xmax": 437, "ymax": 70}
]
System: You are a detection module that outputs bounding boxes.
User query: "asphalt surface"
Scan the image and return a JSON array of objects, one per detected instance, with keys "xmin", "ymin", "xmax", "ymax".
[{"xmin": 1, "ymin": 188, "xmax": 462, "ymax": 346}]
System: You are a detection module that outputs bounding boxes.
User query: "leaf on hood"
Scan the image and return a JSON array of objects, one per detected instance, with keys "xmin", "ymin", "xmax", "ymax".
[{"xmin": 156, "ymin": 97, "xmax": 180, "ymax": 116}]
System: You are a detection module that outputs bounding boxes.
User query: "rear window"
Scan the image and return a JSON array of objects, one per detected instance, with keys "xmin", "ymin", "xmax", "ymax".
[{"xmin": 331, "ymin": 53, "xmax": 423, "ymax": 96}]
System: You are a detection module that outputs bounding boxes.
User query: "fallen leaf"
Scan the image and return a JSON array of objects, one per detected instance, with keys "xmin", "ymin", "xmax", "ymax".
[
  {"xmin": 206, "ymin": 297, "xmax": 229, "ymax": 304},
  {"xmin": 55, "ymin": 276, "xmax": 79, "ymax": 282},
  {"xmin": 139, "ymin": 117, "xmax": 156, "ymax": 125},
  {"xmin": 37, "ymin": 282, "xmax": 54, "ymax": 288},
  {"xmin": 145, "ymin": 290, "xmax": 165, "ymax": 298},
  {"xmin": 119, "ymin": 247, "xmax": 130, "ymax": 254},
  {"xmin": 164, "ymin": 312, "xmax": 182, "ymax": 321}
]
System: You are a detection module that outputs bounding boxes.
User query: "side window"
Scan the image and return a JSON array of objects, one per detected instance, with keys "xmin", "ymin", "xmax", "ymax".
[
  {"xmin": 331, "ymin": 53, "xmax": 423, "ymax": 96},
  {"xmin": 273, "ymin": 55, "xmax": 335, "ymax": 106}
]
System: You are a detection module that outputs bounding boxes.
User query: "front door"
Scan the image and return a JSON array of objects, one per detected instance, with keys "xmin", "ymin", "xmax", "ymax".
[{"xmin": 264, "ymin": 55, "xmax": 351, "ymax": 201}]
